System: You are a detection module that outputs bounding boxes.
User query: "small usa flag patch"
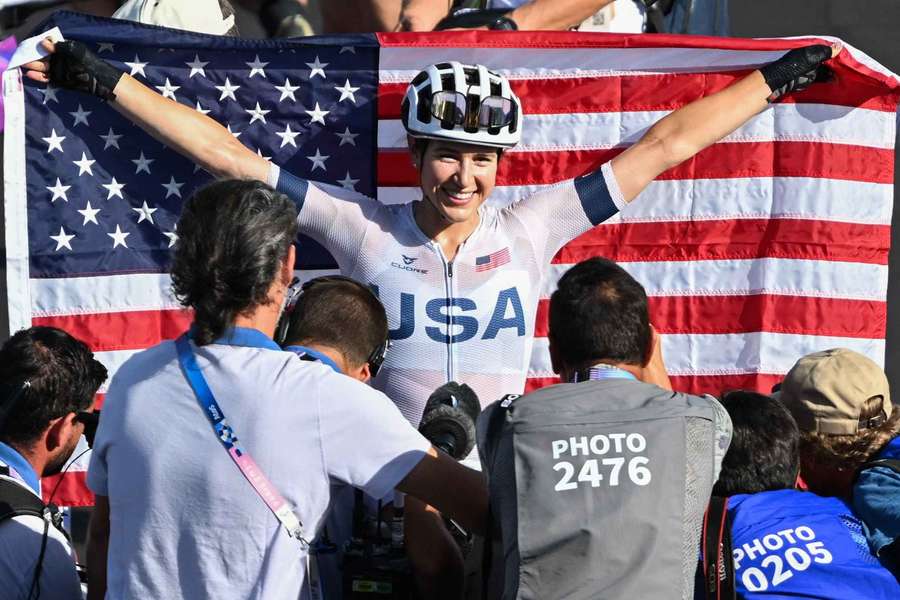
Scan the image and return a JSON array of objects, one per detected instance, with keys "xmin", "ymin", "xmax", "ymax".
[{"xmin": 475, "ymin": 247, "xmax": 511, "ymax": 272}]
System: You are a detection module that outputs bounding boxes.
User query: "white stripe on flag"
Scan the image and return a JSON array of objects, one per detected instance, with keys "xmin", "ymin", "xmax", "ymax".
[
  {"xmin": 378, "ymin": 104, "xmax": 896, "ymax": 151},
  {"xmin": 31, "ymin": 273, "xmax": 180, "ymax": 316},
  {"xmin": 540, "ymin": 258, "xmax": 889, "ymax": 301},
  {"xmin": 379, "ymin": 176, "xmax": 894, "ymax": 224},
  {"xmin": 526, "ymin": 332, "xmax": 887, "ymax": 377}
]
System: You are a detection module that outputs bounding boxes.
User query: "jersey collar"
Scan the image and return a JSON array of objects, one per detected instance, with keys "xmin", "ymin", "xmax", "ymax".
[
  {"xmin": 189, "ymin": 325, "xmax": 281, "ymax": 351},
  {"xmin": 0, "ymin": 441, "xmax": 40, "ymax": 495},
  {"xmin": 284, "ymin": 345, "xmax": 343, "ymax": 374}
]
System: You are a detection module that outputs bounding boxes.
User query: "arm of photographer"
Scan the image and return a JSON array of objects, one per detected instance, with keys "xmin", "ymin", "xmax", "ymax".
[{"xmin": 397, "ymin": 446, "xmax": 488, "ymax": 536}]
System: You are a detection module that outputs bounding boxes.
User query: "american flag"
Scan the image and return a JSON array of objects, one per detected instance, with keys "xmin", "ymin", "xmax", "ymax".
[
  {"xmin": 3, "ymin": 12, "xmax": 898, "ymax": 505},
  {"xmin": 475, "ymin": 247, "xmax": 511, "ymax": 272}
]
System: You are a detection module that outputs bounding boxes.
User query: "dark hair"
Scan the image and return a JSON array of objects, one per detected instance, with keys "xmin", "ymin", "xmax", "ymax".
[
  {"xmin": 713, "ymin": 391, "xmax": 800, "ymax": 496},
  {"xmin": 170, "ymin": 180, "xmax": 298, "ymax": 345},
  {"xmin": 0, "ymin": 327, "xmax": 107, "ymax": 447},
  {"xmin": 548, "ymin": 257, "xmax": 651, "ymax": 367},
  {"xmin": 283, "ymin": 276, "xmax": 388, "ymax": 368}
]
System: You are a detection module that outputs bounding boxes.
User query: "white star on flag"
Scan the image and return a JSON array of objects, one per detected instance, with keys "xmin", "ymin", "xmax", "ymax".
[
  {"xmin": 41, "ymin": 85, "xmax": 59, "ymax": 104},
  {"xmin": 162, "ymin": 176, "xmax": 185, "ymax": 198},
  {"xmin": 336, "ymin": 126, "xmax": 359, "ymax": 147},
  {"xmin": 156, "ymin": 78, "xmax": 180, "ymax": 100},
  {"xmin": 306, "ymin": 102, "xmax": 329, "ymax": 125},
  {"xmin": 47, "ymin": 178, "xmax": 71, "ymax": 202},
  {"xmin": 195, "ymin": 101, "xmax": 211, "ymax": 115},
  {"xmin": 125, "ymin": 55, "xmax": 148, "ymax": 77},
  {"xmin": 100, "ymin": 127, "xmax": 123, "ymax": 150},
  {"xmin": 50, "ymin": 226, "xmax": 75, "ymax": 251},
  {"xmin": 276, "ymin": 124, "xmax": 301, "ymax": 148},
  {"xmin": 306, "ymin": 56, "xmax": 328, "ymax": 79},
  {"xmin": 335, "ymin": 79, "xmax": 360, "ymax": 103},
  {"xmin": 78, "ymin": 201, "xmax": 101, "ymax": 226},
  {"xmin": 163, "ymin": 231, "xmax": 178, "ymax": 248},
  {"xmin": 42, "ymin": 129, "xmax": 65, "ymax": 153},
  {"xmin": 132, "ymin": 201, "xmax": 158, "ymax": 224},
  {"xmin": 132, "ymin": 152, "xmax": 154, "ymax": 174},
  {"xmin": 246, "ymin": 102, "xmax": 271, "ymax": 125},
  {"xmin": 246, "ymin": 55, "xmax": 269, "ymax": 78},
  {"xmin": 102, "ymin": 177, "xmax": 126, "ymax": 200},
  {"xmin": 186, "ymin": 54, "xmax": 209, "ymax": 78},
  {"xmin": 107, "ymin": 224, "xmax": 130, "ymax": 249},
  {"xmin": 226, "ymin": 124, "xmax": 242, "ymax": 138},
  {"xmin": 307, "ymin": 148, "xmax": 329, "ymax": 172},
  {"xmin": 215, "ymin": 78, "xmax": 240, "ymax": 101},
  {"xmin": 256, "ymin": 148, "xmax": 271, "ymax": 161},
  {"xmin": 97, "ymin": 42, "xmax": 115, "ymax": 53},
  {"xmin": 73, "ymin": 153, "xmax": 96, "ymax": 176},
  {"xmin": 69, "ymin": 104, "xmax": 91, "ymax": 127},
  {"xmin": 275, "ymin": 78, "xmax": 300, "ymax": 102},
  {"xmin": 339, "ymin": 46, "xmax": 355, "ymax": 54},
  {"xmin": 338, "ymin": 172, "xmax": 359, "ymax": 191}
]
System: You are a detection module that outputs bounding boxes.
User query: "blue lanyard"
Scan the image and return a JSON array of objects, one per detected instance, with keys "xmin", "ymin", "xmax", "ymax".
[
  {"xmin": 284, "ymin": 345, "xmax": 342, "ymax": 374},
  {"xmin": 572, "ymin": 363, "xmax": 637, "ymax": 383},
  {"xmin": 175, "ymin": 334, "xmax": 308, "ymax": 545}
]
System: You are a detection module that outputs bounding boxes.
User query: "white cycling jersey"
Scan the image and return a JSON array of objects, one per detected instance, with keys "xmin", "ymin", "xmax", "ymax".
[{"xmin": 269, "ymin": 162, "xmax": 624, "ymax": 425}]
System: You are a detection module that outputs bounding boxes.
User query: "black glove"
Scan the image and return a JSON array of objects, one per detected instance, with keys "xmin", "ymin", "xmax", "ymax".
[
  {"xmin": 49, "ymin": 40, "xmax": 123, "ymax": 102},
  {"xmin": 759, "ymin": 44, "xmax": 834, "ymax": 102}
]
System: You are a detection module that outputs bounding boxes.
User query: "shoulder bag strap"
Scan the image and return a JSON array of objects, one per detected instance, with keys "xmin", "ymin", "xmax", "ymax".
[{"xmin": 702, "ymin": 496, "xmax": 735, "ymax": 600}]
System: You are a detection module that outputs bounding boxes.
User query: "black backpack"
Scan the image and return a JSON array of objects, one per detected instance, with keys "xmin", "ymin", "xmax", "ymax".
[{"xmin": 0, "ymin": 469, "xmax": 71, "ymax": 599}]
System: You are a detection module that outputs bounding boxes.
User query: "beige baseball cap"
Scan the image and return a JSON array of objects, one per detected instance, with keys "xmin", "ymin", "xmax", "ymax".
[
  {"xmin": 113, "ymin": 0, "xmax": 237, "ymax": 36},
  {"xmin": 777, "ymin": 348, "xmax": 892, "ymax": 435}
]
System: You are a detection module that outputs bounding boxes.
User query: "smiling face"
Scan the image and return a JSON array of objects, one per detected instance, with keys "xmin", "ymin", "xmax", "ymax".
[{"xmin": 414, "ymin": 139, "xmax": 500, "ymax": 230}]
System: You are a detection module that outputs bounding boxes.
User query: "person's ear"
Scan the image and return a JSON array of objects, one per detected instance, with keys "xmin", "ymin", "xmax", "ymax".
[
  {"xmin": 346, "ymin": 361, "xmax": 372, "ymax": 383},
  {"xmin": 281, "ymin": 245, "xmax": 296, "ymax": 286},
  {"xmin": 642, "ymin": 324, "xmax": 658, "ymax": 367},
  {"xmin": 45, "ymin": 413, "xmax": 76, "ymax": 453}
]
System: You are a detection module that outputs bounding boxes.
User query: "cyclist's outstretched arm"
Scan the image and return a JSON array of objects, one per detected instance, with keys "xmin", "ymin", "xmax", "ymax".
[
  {"xmin": 611, "ymin": 44, "xmax": 840, "ymax": 203},
  {"xmin": 23, "ymin": 39, "xmax": 269, "ymax": 182}
]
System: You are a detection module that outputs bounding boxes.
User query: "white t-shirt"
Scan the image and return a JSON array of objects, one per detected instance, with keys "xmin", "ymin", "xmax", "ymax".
[
  {"xmin": 0, "ymin": 458, "xmax": 82, "ymax": 600},
  {"xmin": 271, "ymin": 162, "xmax": 623, "ymax": 426},
  {"xmin": 87, "ymin": 327, "xmax": 431, "ymax": 600}
]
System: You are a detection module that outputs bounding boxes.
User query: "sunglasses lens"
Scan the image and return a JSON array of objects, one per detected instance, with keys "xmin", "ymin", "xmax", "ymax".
[
  {"xmin": 431, "ymin": 91, "xmax": 466, "ymax": 125},
  {"xmin": 478, "ymin": 96, "xmax": 514, "ymax": 128}
]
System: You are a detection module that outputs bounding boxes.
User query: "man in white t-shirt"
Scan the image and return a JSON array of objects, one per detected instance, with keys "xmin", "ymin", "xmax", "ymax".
[
  {"xmin": 85, "ymin": 179, "xmax": 486, "ymax": 600},
  {"xmin": 0, "ymin": 326, "xmax": 108, "ymax": 600}
]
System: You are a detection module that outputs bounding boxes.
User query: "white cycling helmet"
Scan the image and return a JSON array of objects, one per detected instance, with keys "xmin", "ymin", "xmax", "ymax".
[{"xmin": 401, "ymin": 62, "xmax": 522, "ymax": 149}]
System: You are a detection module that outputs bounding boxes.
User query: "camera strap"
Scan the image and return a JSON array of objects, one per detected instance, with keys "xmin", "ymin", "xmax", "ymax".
[{"xmin": 175, "ymin": 334, "xmax": 309, "ymax": 545}]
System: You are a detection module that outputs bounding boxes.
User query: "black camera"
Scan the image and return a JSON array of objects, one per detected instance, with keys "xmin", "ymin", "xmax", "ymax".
[{"xmin": 418, "ymin": 382, "xmax": 481, "ymax": 460}]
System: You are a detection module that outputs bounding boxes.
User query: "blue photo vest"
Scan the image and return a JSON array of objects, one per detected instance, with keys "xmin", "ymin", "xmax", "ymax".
[{"xmin": 728, "ymin": 490, "xmax": 899, "ymax": 598}]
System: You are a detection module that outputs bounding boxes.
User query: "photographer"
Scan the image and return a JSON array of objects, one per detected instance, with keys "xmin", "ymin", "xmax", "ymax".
[
  {"xmin": 85, "ymin": 180, "xmax": 487, "ymax": 599},
  {"xmin": 478, "ymin": 257, "xmax": 732, "ymax": 598},
  {"xmin": 278, "ymin": 275, "xmax": 466, "ymax": 599},
  {"xmin": 0, "ymin": 326, "xmax": 107, "ymax": 600}
]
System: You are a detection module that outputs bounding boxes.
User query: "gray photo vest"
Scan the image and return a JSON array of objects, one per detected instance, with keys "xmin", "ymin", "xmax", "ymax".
[{"xmin": 479, "ymin": 378, "xmax": 722, "ymax": 599}]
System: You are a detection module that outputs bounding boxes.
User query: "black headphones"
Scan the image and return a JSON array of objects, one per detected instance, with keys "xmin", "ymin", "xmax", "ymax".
[{"xmin": 276, "ymin": 276, "xmax": 392, "ymax": 376}]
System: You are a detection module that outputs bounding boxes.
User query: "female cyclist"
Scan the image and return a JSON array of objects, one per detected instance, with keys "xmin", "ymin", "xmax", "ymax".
[{"xmin": 26, "ymin": 40, "xmax": 836, "ymax": 425}]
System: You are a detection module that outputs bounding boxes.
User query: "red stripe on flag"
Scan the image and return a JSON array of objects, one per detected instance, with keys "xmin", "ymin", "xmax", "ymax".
[
  {"xmin": 525, "ymin": 372, "xmax": 787, "ymax": 397},
  {"xmin": 378, "ymin": 74, "xmax": 895, "ymax": 118},
  {"xmin": 378, "ymin": 141, "xmax": 894, "ymax": 187},
  {"xmin": 553, "ymin": 219, "xmax": 891, "ymax": 266},
  {"xmin": 534, "ymin": 295, "xmax": 886, "ymax": 339},
  {"xmin": 42, "ymin": 470, "xmax": 93, "ymax": 507},
  {"xmin": 32, "ymin": 309, "xmax": 192, "ymax": 353}
]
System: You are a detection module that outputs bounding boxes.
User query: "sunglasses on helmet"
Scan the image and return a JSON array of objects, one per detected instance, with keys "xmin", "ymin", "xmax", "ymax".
[{"xmin": 430, "ymin": 90, "xmax": 516, "ymax": 130}]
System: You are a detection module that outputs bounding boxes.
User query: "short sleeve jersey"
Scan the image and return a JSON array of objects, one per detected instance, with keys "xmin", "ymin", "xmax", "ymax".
[
  {"xmin": 271, "ymin": 163, "xmax": 624, "ymax": 425},
  {"xmin": 727, "ymin": 490, "xmax": 900, "ymax": 599},
  {"xmin": 87, "ymin": 327, "xmax": 430, "ymax": 600}
]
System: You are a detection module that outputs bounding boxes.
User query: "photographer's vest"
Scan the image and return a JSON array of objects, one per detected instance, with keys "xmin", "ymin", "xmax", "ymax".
[
  {"xmin": 728, "ymin": 490, "xmax": 899, "ymax": 599},
  {"xmin": 479, "ymin": 375, "xmax": 721, "ymax": 599}
]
